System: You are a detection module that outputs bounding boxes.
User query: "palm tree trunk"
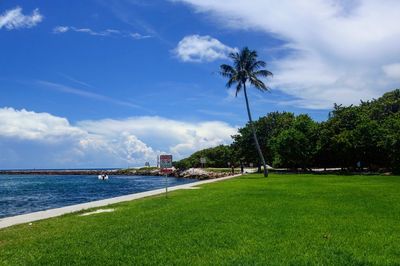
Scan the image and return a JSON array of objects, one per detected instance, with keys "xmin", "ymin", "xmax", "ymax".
[{"xmin": 243, "ymin": 83, "xmax": 268, "ymax": 177}]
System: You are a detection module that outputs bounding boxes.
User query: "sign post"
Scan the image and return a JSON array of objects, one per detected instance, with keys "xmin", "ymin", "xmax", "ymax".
[
  {"xmin": 200, "ymin": 157, "xmax": 206, "ymax": 168},
  {"xmin": 160, "ymin": 155, "xmax": 173, "ymax": 198}
]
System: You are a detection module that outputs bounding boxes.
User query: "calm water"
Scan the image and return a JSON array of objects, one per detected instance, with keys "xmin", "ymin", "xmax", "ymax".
[{"xmin": 0, "ymin": 175, "xmax": 196, "ymax": 218}]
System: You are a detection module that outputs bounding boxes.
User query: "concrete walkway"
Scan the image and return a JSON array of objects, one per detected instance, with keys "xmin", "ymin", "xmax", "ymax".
[{"xmin": 0, "ymin": 174, "xmax": 241, "ymax": 230}]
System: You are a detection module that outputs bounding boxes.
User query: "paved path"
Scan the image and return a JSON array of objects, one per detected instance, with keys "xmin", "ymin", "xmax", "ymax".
[{"xmin": 0, "ymin": 174, "xmax": 241, "ymax": 230}]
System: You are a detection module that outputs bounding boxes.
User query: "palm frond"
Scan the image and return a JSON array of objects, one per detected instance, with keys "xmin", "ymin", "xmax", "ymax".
[
  {"xmin": 219, "ymin": 64, "xmax": 236, "ymax": 77},
  {"xmin": 235, "ymin": 82, "xmax": 242, "ymax": 97},
  {"xmin": 250, "ymin": 60, "xmax": 266, "ymax": 71},
  {"xmin": 249, "ymin": 75, "xmax": 268, "ymax": 92},
  {"xmin": 219, "ymin": 47, "xmax": 273, "ymax": 96},
  {"xmin": 254, "ymin": 69, "xmax": 273, "ymax": 78},
  {"xmin": 228, "ymin": 52, "xmax": 241, "ymax": 70},
  {"xmin": 228, "ymin": 51, "xmax": 239, "ymax": 61},
  {"xmin": 226, "ymin": 76, "xmax": 238, "ymax": 89}
]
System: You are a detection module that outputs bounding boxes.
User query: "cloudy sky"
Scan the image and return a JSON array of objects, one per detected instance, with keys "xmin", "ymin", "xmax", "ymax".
[{"xmin": 1, "ymin": 0, "xmax": 399, "ymax": 169}]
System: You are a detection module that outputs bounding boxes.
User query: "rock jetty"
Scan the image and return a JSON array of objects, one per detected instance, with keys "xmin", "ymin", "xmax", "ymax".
[{"xmin": 0, "ymin": 168, "xmax": 235, "ymax": 179}]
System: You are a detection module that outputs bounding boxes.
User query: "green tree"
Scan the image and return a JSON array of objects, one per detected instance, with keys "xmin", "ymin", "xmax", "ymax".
[
  {"xmin": 382, "ymin": 113, "xmax": 400, "ymax": 173},
  {"xmin": 270, "ymin": 114, "xmax": 317, "ymax": 169},
  {"xmin": 322, "ymin": 104, "xmax": 360, "ymax": 169},
  {"xmin": 178, "ymin": 89, "xmax": 400, "ymax": 174},
  {"xmin": 219, "ymin": 47, "xmax": 273, "ymax": 177},
  {"xmin": 255, "ymin": 112, "xmax": 295, "ymax": 165},
  {"xmin": 174, "ymin": 145, "xmax": 236, "ymax": 169},
  {"xmin": 231, "ymin": 123, "xmax": 259, "ymax": 170},
  {"xmin": 315, "ymin": 121, "xmax": 337, "ymax": 169}
]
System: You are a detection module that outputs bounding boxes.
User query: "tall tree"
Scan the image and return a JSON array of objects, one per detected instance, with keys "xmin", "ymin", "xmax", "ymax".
[
  {"xmin": 270, "ymin": 115, "xmax": 317, "ymax": 170},
  {"xmin": 219, "ymin": 47, "xmax": 273, "ymax": 177}
]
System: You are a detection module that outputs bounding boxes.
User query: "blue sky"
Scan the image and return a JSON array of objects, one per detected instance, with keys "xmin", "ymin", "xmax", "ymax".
[
  {"xmin": 1, "ymin": 0, "xmax": 311, "ymax": 125},
  {"xmin": 1, "ymin": 0, "xmax": 399, "ymax": 168}
]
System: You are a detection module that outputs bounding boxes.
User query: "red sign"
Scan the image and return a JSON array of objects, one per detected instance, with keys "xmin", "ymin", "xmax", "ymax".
[
  {"xmin": 160, "ymin": 155, "xmax": 173, "ymax": 169},
  {"xmin": 160, "ymin": 168, "xmax": 173, "ymax": 174}
]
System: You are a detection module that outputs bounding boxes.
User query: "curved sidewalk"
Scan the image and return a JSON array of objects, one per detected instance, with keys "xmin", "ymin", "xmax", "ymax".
[{"xmin": 0, "ymin": 174, "xmax": 241, "ymax": 230}]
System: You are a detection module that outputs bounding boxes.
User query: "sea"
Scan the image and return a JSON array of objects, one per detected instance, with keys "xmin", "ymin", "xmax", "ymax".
[{"xmin": 0, "ymin": 174, "xmax": 196, "ymax": 218}]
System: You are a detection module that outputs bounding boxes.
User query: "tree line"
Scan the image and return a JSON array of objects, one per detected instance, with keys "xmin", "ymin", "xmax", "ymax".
[{"xmin": 175, "ymin": 89, "xmax": 400, "ymax": 173}]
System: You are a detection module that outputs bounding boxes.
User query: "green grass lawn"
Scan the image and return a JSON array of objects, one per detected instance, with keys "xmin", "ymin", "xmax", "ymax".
[{"xmin": 1, "ymin": 174, "xmax": 399, "ymax": 265}]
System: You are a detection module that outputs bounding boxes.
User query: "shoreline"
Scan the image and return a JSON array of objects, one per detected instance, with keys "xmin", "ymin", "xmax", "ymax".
[
  {"xmin": 0, "ymin": 173, "xmax": 241, "ymax": 230},
  {"xmin": 0, "ymin": 168, "xmax": 238, "ymax": 179}
]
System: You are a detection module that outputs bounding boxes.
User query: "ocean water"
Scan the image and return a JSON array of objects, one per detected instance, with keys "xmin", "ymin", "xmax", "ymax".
[{"xmin": 0, "ymin": 175, "xmax": 196, "ymax": 218}]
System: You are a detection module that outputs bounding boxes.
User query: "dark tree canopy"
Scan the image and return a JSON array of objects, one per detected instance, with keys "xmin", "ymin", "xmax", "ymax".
[{"xmin": 176, "ymin": 89, "xmax": 400, "ymax": 174}]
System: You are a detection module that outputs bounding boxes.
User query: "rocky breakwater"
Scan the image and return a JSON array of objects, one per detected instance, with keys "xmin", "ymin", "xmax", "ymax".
[
  {"xmin": 0, "ymin": 168, "xmax": 235, "ymax": 179},
  {"xmin": 117, "ymin": 167, "xmax": 234, "ymax": 179},
  {"xmin": 175, "ymin": 168, "xmax": 233, "ymax": 179}
]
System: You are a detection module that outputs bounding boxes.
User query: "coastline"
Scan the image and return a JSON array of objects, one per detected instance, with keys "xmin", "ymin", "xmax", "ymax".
[
  {"xmin": 0, "ymin": 173, "xmax": 241, "ymax": 230},
  {"xmin": 0, "ymin": 168, "xmax": 237, "ymax": 179}
]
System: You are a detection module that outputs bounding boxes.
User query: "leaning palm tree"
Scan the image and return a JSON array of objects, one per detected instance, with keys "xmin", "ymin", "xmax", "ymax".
[{"xmin": 220, "ymin": 47, "xmax": 272, "ymax": 177}]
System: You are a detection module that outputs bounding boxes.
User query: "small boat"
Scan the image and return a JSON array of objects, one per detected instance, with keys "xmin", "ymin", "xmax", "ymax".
[{"xmin": 98, "ymin": 174, "xmax": 109, "ymax": 180}]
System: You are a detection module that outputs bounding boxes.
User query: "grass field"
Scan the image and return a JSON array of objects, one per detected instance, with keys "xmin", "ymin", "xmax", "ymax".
[{"xmin": 1, "ymin": 174, "xmax": 399, "ymax": 265}]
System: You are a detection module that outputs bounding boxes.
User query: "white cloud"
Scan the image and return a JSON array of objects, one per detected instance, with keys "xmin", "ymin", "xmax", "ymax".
[
  {"xmin": 77, "ymin": 116, "xmax": 237, "ymax": 158},
  {"xmin": 73, "ymin": 27, "xmax": 103, "ymax": 35},
  {"xmin": 75, "ymin": 133, "xmax": 159, "ymax": 168},
  {"xmin": 174, "ymin": 35, "xmax": 237, "ymax": 62},
  {"xmin": 0, "ymin": 107, "xmax": 237, "ymax": 168},
  {"xmin": 130, "ymin": 32, "xmax": 151, "ymax": 39},
  {"xmin": 37, "ymin": 80, "xmax": 142, "ymax": 109},
  {"xmin": 0, "ymin": 6, "xmax": 43, "ymax": 30},
  {"xmin": 175, "ymin": 0, "xmax": 400, "ymax": 108},
  {"xmin": 52, "ymin": 25, "xmax": 151, "ymax": 40},
  {"xmin": 53, "ymin": 26, "xmax": 69, "ymax": 33},
  {"xmin": 382, "ymin": 63, "xmax": 400, "ymax": 80},
  {"xmin": 0, "ymin": 107, "xmax": 84, "ymax": 141}
]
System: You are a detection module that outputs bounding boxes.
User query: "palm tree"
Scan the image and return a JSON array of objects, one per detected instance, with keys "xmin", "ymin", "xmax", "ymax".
[{"xmin": 219, "ymin": 47, "xmax": 272, "ymax": 177}]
